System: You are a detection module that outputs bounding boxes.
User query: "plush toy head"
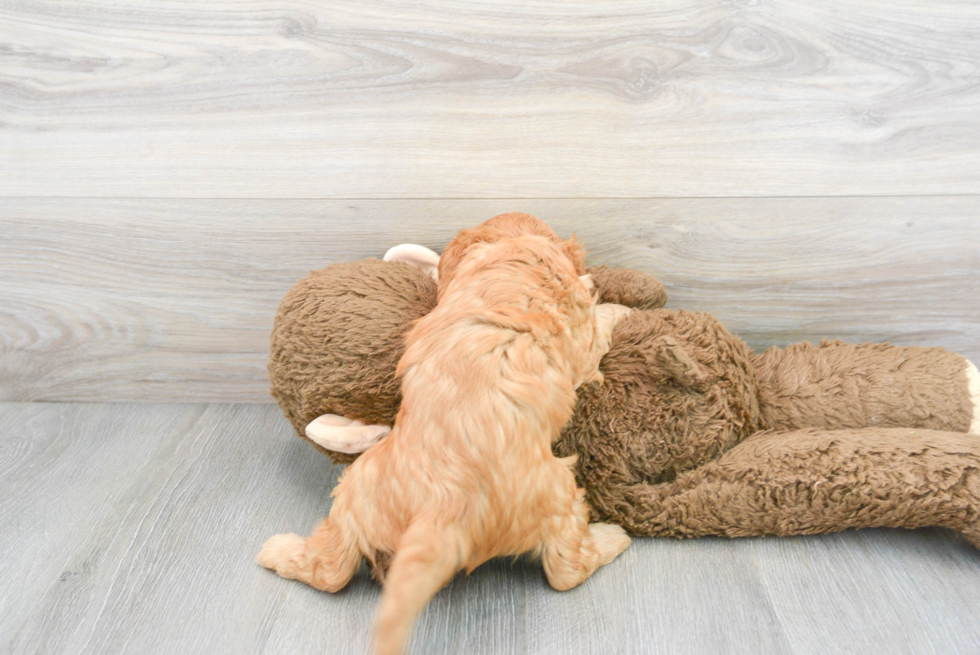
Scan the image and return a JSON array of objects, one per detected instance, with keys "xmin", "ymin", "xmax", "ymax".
[{"xmin": 268, "ymin": 259, "xmax": 436, "ymax": 464}]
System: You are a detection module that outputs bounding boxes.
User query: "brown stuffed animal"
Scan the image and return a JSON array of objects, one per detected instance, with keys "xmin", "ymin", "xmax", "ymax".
[{"xmin": 269, "ymin": 216, "xmax": 980, "ymax": 547}]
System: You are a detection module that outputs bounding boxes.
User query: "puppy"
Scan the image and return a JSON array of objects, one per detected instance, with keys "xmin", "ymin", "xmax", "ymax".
[{"xmin": 258, "ymin": 214, "xmax": 631, "ymax": 655}]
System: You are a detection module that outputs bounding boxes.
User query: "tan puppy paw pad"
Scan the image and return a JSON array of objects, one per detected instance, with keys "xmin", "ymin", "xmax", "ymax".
[{"xmin": 257, "ymin": 533, "xmax": 306, "ymax": 571}]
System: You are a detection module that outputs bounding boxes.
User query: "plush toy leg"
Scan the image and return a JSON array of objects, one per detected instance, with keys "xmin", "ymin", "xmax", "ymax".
[
  {"xmin": 597, "ymin": 427, "xmax": 980, "ymax": 548},
  {"xmin": 753, "ymin": 340, "xmax": 976, "ymax": 434},
  {"xmin": 306, "ymin": 414, "xmax": 391, "ymax": 454}
]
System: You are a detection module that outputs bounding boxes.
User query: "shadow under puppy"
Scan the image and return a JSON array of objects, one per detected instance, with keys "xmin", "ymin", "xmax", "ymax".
[{"xmin": 258, "ymin": 214, "xmax": 632, "ymax": 655}]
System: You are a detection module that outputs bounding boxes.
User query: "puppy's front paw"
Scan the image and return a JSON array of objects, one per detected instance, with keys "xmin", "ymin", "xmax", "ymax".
[
  {"xmin": 257, "ymin": 533, "xmax": 307, "ymax": 576},
  {"xmin": 578, "ymin": 303, "xmax": 633, "ymax": 388},
  {"xmin": 595, "ymin": 303, "xmax": 633, "ymax": 340},
  {"xmin": 589, "ymin": 523, "xmax": 631, "ymax": 565}
]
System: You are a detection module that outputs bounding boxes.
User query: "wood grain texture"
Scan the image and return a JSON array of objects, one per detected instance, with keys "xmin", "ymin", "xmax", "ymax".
[
  {"xmin": 2, "ymin": 0, "xmax": 980, "ymax": 197},
  {"xmin": 2, "ymin": 401, "xmax": 979, "ymax": 654},
  {"xmin": 2, "ymin": 197, "xmax": 977, "ymax": 403}
]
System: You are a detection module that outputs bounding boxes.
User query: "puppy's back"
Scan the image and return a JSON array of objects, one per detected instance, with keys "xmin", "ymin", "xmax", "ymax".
[
  {"xmin": 343, "ymin": 235, "xmax": 594, "ymax": 543},
  {"xmin": 342, "ymin": 234, "xmax": 599, "ymax": 655}
]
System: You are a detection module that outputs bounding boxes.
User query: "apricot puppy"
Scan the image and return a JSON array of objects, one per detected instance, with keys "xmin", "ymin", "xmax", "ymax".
[{"xmin": 258, "ymin": 214, "xmax": 631, "ymax": 655}]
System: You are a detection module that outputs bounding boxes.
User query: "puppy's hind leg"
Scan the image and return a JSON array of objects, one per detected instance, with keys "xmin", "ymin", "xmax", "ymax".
[
  {"xmin": 372, "ymin": 518, "xmax": 466, "ymax": 655},
  {"xmin": 541, "ymin": 479, "xmax": 631, "ymax": 592},
  {"xmin": 257, "ymin": 515, "xmax": 361, "ymax": 593}
]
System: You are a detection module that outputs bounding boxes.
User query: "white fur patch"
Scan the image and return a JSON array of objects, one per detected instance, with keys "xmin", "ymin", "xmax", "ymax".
[
  {"xmin": 306, "ymin": 414, "xmax": 391, "ymax": 454},
  {"xmin": 966, "ymin": 360, "xmax": 980, "ymax": 436}
]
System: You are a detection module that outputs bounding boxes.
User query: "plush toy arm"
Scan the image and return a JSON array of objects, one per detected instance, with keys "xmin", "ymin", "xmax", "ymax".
[
  {"xmin": 753, "ymin": 340, "xmax": 979, "ymax": 434},
  {"xmin": 589, "ymin": 427, "xmax": 980, "ymax": 548},
  {"xmin": 587, "ymin": 265, "xmax": 667, "ymax": 310},
  {"xmin": 306, "ymin": 415, "xmax": 391, "ymax": 454}
]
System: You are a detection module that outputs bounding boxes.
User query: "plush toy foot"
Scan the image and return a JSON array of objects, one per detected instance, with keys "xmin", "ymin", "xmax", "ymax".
[
  {"xmin": 966, "ymin": 360, "xmax": 980, "ymax": 435},
  {"xmin": 306, "ymin": 414, "xmax": 391, "ymax": 454}
]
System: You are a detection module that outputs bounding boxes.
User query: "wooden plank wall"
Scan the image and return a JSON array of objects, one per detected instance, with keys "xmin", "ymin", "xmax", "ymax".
[
  {"xmin": 3, "ymin": 0, "xmax": 980, "ymax": 197},
  {"xmin": 1, "ymin": 1, "xmax": 979, "ymax": 403}
]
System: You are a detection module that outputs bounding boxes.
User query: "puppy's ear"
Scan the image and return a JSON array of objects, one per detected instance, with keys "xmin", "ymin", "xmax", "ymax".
[
  {"xmin": 436, "ymin": 236, "xmax": 470, "ymax": 297},
  {"xmin": 563, "ymin": 234, "xmax": 587, "ymax": 276},
  {"xmin": 578, "ymin": 274, "xmax": 600, "ymax": 307}
]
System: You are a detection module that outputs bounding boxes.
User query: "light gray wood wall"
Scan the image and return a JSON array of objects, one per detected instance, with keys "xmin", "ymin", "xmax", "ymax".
[
  {"xmin": 1, "ymin": 1, "xmax": 979, "ymax": 402},
  {"xmin": 2, "ymin": 198, "xmax": 977, "ymax": 402},
  {"xmin": 2, "ymin": 0, "xmax": 979, "ymax": 197}
]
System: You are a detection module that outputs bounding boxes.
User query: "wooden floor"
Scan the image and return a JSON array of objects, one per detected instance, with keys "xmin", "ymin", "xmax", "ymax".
[
  {"xmin": 2, "ymin": 401, "xmax": 979, "ymax": 655},
  {"xmin": 3, "ymin": 1, "xmax": 980, "ymax": 653}
]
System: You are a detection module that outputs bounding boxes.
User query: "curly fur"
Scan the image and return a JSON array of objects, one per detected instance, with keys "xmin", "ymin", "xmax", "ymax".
[{"xmin": 260, "ymin": 216, "xmax": 629, "ymax": 655}]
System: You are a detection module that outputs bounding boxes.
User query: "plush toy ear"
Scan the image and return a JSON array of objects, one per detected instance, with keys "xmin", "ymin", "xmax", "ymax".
[
  {"xmin": 306, "ymin": 415, "xmax": 392, "ymax": 454},
  {"xmin": 383, "ymin": 244, "xmax": 440, "ymax": 281}
]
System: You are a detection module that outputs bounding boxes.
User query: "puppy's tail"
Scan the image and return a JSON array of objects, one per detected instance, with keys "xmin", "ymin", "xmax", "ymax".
[{"xmin": 371, "ymin": 518, "xmax": 465, "ymax": 655}]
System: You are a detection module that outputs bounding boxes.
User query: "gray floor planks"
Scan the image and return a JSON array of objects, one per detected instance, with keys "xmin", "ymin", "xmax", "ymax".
[
  {"xmin": 2, "ymin": 1, "xmax": 979, "ymax": 197},
  {"xmin": 1, "ymin": 403, "xmax": 341, "ymax": 654},
  {"xmin": 2, "ymin": 401, "xmax": 979, "ymax": 654},
  {"xmin": 2, "ymin": 197, "xmax": 978, "ymax": 403},
  {"xmin": 0, "ymin": 403, "xmax": 206, "ymax": 651}
]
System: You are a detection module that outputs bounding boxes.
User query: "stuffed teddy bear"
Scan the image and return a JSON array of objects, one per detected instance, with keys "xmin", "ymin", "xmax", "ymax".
[{"xmin": 268, "ymin": 215, "xmax": 980, "ymax": 547}]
